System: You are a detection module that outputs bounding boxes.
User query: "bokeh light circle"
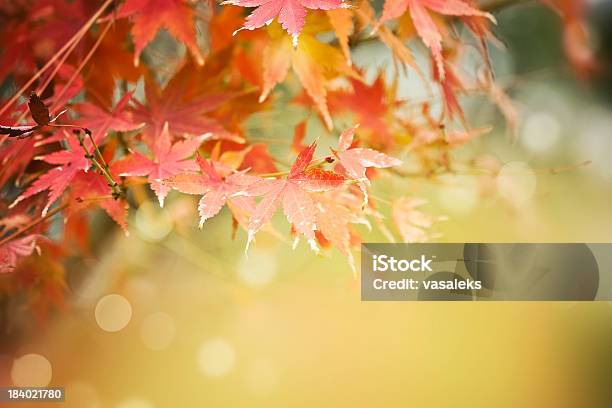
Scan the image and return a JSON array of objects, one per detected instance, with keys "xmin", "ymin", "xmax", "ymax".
[
  {"xmin": 197, "ymin": 338, "xmax": 236, "ymax": 378},
  {"xmin": 237, "ymin": 250, "xmax": 277, "ymax": 288},
  {"xmin": 116, "ymin": 398, "xmax": 154, "ymax": 408},
  {"xmin": 135, "ymin": 202, "xmax": 173, "ymax": 242},
  {"xmin": 436, "ymin": 175, "xmax": 479, "ymax": 214},
  {"xmin": 496, "ymin": 162, "xmax": 537, "ymax": 206},
  {"xmin": 521, "ymin": 111, "xmax": 561, "ymax": 152},
  {"xmin": 11, "ymin": 353, "xmax": 52, "ymax": 386},
  {"xmin": 95, "ymin": 294, "xmax": 133, "ymax": 332}
]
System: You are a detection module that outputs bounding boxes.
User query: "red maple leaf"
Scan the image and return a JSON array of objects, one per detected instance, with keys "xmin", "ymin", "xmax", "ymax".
[
  {"xmin": 333, "ymin": 125, "xmax": 402, "ymax": 181},
  {"xmin": 0, "ymin": 0, "xmax": 88, "ymax": 87},
  {"xmin": 0, "ymin": 234, "xmax": 40, "ymax": 274},
  {"xmin": 379, "ymin": 0, "xmax": 494, "ymax": 79},
  {"xmin": 0, "ymin": 18, "xmax": 36, "ymax": 87},
  {"xmin": 0, "ymin": 136, "xmax": 37, "ymax": 187},
  {"xmin": 238, "ymin": 144, "xmax": 278, "ymax": 174},
  {"xmin": 292, "ymin": 121, "xmax": 308, "ymax": 153},
  {"xmin": 543, "ymin": 0, "xmax": 598, "ymax": 79},
  {"xmin": 332, "ymin": 125, "xmax": 402, "ymax": 204},
  {"xmin": 112, "ymin": 123, "xmax": 204, "ymax": 206},
  {"xmin": 328, "ymin": 73, "xmax": 401, "ymax": 149},
  {"xmin": 435, "ymin": 58, "xmax": 467, "ymax": 123},
  {"xmin": 73, "ymin": 92, "xmax": 143, "ymax": 143},
  {"xmin": 132, "ymin": 76, "xmax": 243, "ymax": 144},
  {"xmin": 392, "ymin": 196, "xmax": 442, "ymax": 242},
  {"xmin": 227, "ymin": 0, "xmax": 346, "ymax": 41},
  {"xmin": 210, "ymin": 5, "xmax": 247, "ymax": 53},
  {"xmin": 10, "ymin": 132, "xmax": 91, "ymax": 215},
  {"xmin": 312, "ymin": 191, "xmax": 364, "ymax": 273},
  {"xmin": 52, "ymin": 64, "xmax": 86, "ymax": 112},
  {"xmin": 70, "ymin": 172, "xmax": 129, "ymax": 234},
  {"xmin": 245, "ymin": 141, "xmax": 344, "ymax": 250},
  {"xmin": 82, "ymin": 20, "xmax": 147, "ymax": 108},
  {"xmin": 116, "ymin": 0, "xmax": 205, "ymax": 66},
  {"xmin": 166, "ymin": 154, "xmax": 261, "ymax": 227}
]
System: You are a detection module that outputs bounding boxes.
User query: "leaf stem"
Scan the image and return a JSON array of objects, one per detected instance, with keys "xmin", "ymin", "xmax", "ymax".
[
  {"xmin": 75, "ymin": 129, "xmax": 124, "ymax": 199},
  {"xmin": 75, "ymin": 194, "xmax": 114, "ymax": 204}
]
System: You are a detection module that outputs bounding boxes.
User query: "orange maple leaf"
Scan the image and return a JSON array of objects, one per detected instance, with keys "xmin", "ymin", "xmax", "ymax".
[
  {"xmin": 117, "ymin": 0, "xmax": 205, "ymax": 66},
  {"xmin": 260, "ymin": 22, "xmax": 358, "ymax": 130},
  {"xmin": 379, "ymin": 0, "xmax": 495, "ymax": 79}
]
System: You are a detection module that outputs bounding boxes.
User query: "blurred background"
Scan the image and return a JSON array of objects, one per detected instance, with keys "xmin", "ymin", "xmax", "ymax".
[{"xmin": 2, "ymin": 0, "xmax": 612, "ymax": 407}]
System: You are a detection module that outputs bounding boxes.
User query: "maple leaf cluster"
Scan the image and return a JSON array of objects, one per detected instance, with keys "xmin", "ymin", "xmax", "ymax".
[{"xmin": 0, "ymin": 0, "xmax": 595, "ymax": 320}]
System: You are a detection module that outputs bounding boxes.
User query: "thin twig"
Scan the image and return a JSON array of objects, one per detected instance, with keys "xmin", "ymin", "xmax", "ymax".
[
  {"xmin": 0, "ymin": 203, "xmax": 68, "ymax": 247},
  {"xmin": 34, "ymin": 29, "xmax": 84, "ymax": 100},
  {"xmin": 51, "ymin": 20, "xmax": 114, "ymax": 111},
  {"xmin": 0, "ymin": 0, "xmax": 114, "ymax": 118},
  {"xmin": 542, "ymin": 160, "xmax": 592, "ymax": 175}
]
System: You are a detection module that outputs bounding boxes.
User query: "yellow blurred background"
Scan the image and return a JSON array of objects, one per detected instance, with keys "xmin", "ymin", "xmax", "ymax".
[
  {"xmin": 3, "ymin": 2, "xmax": 612, "ymax": 407},
  {"xmin": 2, "ymin": 166, "xmax": 612, "ymax": 408}
]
